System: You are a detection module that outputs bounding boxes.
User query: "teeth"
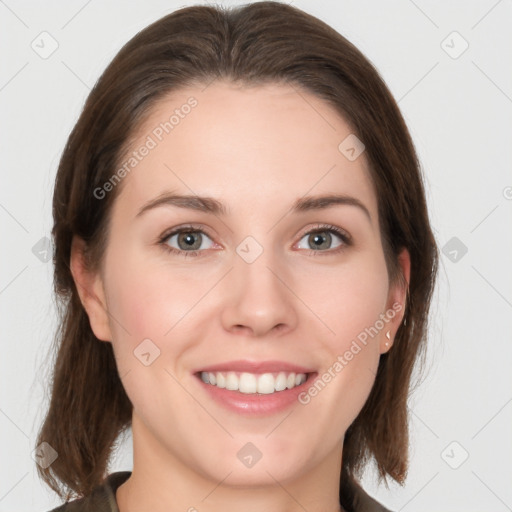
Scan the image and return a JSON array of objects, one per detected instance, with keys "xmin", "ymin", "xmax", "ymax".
[
  {"xmin": 226, "ymin": 372, "xmax": 238, "ymax": 391},
  {"xmin": 257, "ymin": 373, "xmax": 274, "ymax": 394},
  {"xmin": 199, "ymin": 371, "xmax": 308, "ymax": 394},
  {"xmin": 275, "ymin": 372, "xmax": 287, "ymax": 391},
  {"xmin": 216, "ymin": 372, "xmax": 226, "ymax": 388},
  {"xmin": 240, "ymin": 372, "xmax": 257, "ymax": 393}
]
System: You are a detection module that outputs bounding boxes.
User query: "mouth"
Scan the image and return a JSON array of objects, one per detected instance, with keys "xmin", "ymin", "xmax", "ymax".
[
  {"xmin": 193, "ymin": 361, "xmax": 319, "ymax": 415},
  {"xmin": 194, "ymin": 370, "xmax": 316, "ymax": 395}
]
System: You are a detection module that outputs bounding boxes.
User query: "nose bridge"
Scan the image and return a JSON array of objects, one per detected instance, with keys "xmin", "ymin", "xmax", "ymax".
[
  {"xmin": 235, "ymin": 244, "xmax": 279, "ymax": 295},
  {"xmin": 220, "ymin": 235, "xmax": 297, "ymax": 336}
]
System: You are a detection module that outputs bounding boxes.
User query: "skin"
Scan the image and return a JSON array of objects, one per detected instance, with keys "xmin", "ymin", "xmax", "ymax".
[{"xmin": 71, "ymin": 81, "xmax": 409, "ymax": 512}]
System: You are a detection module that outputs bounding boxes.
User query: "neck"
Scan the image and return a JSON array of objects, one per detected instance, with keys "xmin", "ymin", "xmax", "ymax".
[{"xmin": 116, "ymin": 413, "xmax": 345, "ymax": 512}]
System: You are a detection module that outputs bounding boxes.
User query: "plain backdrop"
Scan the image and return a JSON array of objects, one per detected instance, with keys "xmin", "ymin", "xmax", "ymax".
[{"xmin": 1, "ymin": 1, "xmax": 511, "ymax": 511}]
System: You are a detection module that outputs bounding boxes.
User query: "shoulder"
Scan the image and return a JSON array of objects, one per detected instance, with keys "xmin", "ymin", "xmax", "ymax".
[
  {"xmin": 350, "ymin": 479, "xmax": 394, "ymax": 512},
  {"xmin": 46, "ymin": 472, "xmax": 131, "ymax": 512}
]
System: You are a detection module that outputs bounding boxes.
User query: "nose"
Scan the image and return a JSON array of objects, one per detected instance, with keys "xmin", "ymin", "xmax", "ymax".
[{"xmin": 220, "ymin": 248, "xmax": 298, "ymax": 338}]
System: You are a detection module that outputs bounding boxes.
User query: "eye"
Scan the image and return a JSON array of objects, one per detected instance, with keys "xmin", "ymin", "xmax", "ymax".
[
  {"xmin": 159, "ymin": 226, "xmax": 216, "ymax": 257},
  {"xmin": 296, "ymin": 224, "xmax": 351, "ymax": 254},
  {"xmin": 158, "ymin": 223, "xmax": 351, "ymax": 258}
]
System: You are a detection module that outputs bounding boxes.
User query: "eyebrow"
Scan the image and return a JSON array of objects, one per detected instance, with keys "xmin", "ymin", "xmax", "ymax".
[{"xmin": 136, "ymin": 191, "xmax": 372, "ymax": 223}]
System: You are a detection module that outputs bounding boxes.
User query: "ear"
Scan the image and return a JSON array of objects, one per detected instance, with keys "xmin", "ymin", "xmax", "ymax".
[
  {"xmin": 70, "ymin": 236, "xmax": 112, "ymax": 342},
  {"xmin": 380, "ymin": 248, "xmax": 410, "ymax": 354}
]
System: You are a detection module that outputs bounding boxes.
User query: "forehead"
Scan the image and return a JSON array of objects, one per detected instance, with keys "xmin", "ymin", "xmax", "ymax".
[{"xmin": 114, "ymin": 80, "xmax": 377, "ymax": 220}]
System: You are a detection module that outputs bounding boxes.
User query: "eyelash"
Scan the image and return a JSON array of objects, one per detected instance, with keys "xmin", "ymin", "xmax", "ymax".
[{"xmin": 157, "ymin": 223, "xmax": 352, "ymax": 258}]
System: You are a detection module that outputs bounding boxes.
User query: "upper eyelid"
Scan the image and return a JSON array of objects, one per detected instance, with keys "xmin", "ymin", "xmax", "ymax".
[
  {"xmin": 159, "ymin": 224, "xmax": 215, "ymax": 242},
  {"xmin": 298, "ymin": 224, "xmax": 351, "ymax": 240}
]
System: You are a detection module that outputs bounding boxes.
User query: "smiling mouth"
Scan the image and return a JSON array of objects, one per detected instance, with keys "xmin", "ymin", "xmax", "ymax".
[{"xmin": 195, "ymin": 370, "xmax": 315, "ymax": 395}]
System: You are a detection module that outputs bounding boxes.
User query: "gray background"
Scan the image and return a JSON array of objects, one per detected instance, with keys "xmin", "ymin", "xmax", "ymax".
[{"xmin": 1, "ymin": 1, "xmax": 511, "ymax": 511}]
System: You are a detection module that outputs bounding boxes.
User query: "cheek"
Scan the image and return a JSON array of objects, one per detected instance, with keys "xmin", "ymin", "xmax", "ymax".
[
  {"xmin": 102, "ymin": 246, "xmax": 222, "ymax": 385},
  {"xmin": 101, "ymin": 249, "xmax": 179, "ymax": 370},
  {"xmin": 101, "ymin": 252, "xmax": 198, "ymax": 419},
  {"xmin": 295, "ymin": 255, "xmax": 388, "ymax": 422},
  {"xmin": 104, "ymin": 245, "xmax": 204, "ymax": 339},
  {"xmin": 303, "ymin": 253, "xmax": 390, "ymax": 347}
]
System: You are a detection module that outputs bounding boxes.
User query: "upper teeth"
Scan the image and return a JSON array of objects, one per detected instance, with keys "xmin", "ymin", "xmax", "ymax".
[{"xmin": 200, "ymin": 371, "xmax": 307, "ymax": 394}]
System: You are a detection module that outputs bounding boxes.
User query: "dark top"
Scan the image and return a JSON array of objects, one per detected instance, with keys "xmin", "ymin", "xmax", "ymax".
[{"xmin": 48, "ymin": 471, "xmax": 392, "ymax": 512}]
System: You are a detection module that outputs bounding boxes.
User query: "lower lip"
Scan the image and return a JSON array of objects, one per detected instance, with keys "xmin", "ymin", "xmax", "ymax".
[{"xmin": 194, "ymin": 373, "xmax": 318, "ymax": 416}]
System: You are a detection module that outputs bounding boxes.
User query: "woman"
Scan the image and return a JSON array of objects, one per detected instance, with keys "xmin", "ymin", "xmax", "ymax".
[{"xmin": 36, "ymin": 2, "xmax": 438, "ymax": 511}]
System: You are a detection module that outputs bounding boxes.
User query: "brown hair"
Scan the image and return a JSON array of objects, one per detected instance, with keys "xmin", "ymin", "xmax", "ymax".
[{"xmin": 36, "ymin": 1, "xmax": 438, "ymax": 507}]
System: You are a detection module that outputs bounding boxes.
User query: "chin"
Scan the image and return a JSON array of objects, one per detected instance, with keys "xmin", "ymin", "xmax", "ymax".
[{"xmin": 197, "ymin": 441, "xmax": 313, "ymax": 488}]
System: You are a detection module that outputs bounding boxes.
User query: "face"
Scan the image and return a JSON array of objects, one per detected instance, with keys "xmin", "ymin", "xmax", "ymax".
[{"xmin": 73, "ymin": 81, "xmax": 408, "ymax": 488}]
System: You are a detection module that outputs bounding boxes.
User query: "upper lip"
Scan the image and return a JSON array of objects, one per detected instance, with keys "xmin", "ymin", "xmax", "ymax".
[{"xmin": 194, "ymin": 360, "xmax": 315, "ymax": 374}]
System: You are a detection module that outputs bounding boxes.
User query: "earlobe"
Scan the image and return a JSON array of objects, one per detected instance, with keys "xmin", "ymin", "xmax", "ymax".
[
  {"xmin": 381, "ymin": 248, "xmax": 411, "ymax": 354},
  {"xmin": 70, "ymin": 236, "xmax": 112, "ymax": 342}
]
